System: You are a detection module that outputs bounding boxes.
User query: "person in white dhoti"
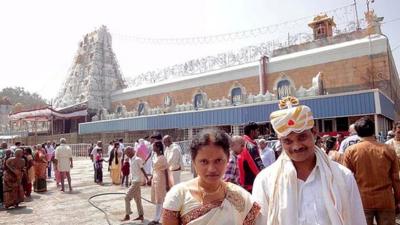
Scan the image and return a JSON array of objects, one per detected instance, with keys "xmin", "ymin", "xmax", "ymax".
[
  {"xmin": 252, "ymin": 96, "xmax": 367, "ymax": 225},
  {"xmin": 163, "ymin": 135, "xmax": 184, "ymax": 186},
  {"xmin": 144, "ymin": 133, "xmax": 163, "ymax": 177}
]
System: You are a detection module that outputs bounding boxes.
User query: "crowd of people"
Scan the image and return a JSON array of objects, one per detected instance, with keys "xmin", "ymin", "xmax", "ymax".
[
  {"xmin": 1, "ymin": 95, "xmax": 400, "ymax": 225},
  {"xmin": 86, "ymin": 135, "xmax": 185, "ymax": 225},
  {"xmin": 0, "ymin": 138, "xmax": 73, "ymax": 209},
  {"xmin": 102, "ymin": 97, "xmax": 400, "ymax": 225},
  {"xmin": 160, "ymin": 96, "xmax": 399, "ymax": 225}
]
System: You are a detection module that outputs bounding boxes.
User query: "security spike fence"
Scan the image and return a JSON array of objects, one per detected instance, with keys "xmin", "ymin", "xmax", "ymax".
[{"xmin": 70, "ymin": 140, "xmax": 193, "ymax": 167}]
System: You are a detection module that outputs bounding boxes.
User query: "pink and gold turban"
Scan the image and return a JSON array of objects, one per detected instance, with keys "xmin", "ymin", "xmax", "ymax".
[{"xmin": 270, "ymin": 96, "xmax": 314, "ymax": 137}]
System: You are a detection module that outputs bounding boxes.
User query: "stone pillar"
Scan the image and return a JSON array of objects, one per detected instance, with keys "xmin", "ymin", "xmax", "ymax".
[
  {"xmin": 124, "ymin": 132, "xmax": 129, "ymax": 143},
  {"xmin": 232, "ymin": 125, "xmax": 240, "ymax": 136},
  {"xmin": 374, "ymin": 114, "xmax": 379, "ymax": 138},
  {"xmin": 259, "ymin": 56, "xmax": 269, "ymax": 95},
  {"xmin": 101, "ymin": 133, "xmax": 107, "ymax": 146},
  {"xmin": 188, "ymin": 128, "xmax": 193, "ymax": 140}
]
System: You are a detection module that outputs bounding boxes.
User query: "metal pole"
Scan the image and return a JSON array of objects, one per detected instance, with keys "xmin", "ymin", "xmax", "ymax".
[{"xmin": 353, "ymin": 0, "xmax": 361, "ymax": 30}]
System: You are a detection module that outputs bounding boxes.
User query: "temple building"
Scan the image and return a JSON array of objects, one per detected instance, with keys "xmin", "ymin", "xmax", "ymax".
[
  {"xmin": 78, "ymin": 11, "xmax": 400, "ymax": 142},
  {"xmin": 1, "ymin": 26, "xmax": 126, "ymax": 144},
  {"xmin": 2, "ymin": 11, "xmax": 399, "ymax": 144},
  {"xmin": 54, "ymin": 25, "xmax": 127, "ymax": 115}
]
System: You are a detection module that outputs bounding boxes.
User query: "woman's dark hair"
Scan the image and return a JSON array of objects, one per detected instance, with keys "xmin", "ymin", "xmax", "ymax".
[
  {"xmin": 153, "ymin": 141, "xmax": 164, "ymax": 155},
  {"xmin": 190, "ymin": 128, "xmax": 231, "ymax": 161},
  {"xmin": 244, "ymin": 122, "xmax": 259, "ymax": 136},
  {"xmin": 24, "ymin": 147, "xmax": 33, "ymax": 156},
  {"xmin": 355, "ymin": 117, "xmax": 375, "ymax": 137},
  {"xmin": 150, "ymin": 132, "xmax": 163, "ymax": 141},
  {"xmin": 394, "ymin": 121, "xmax": 400, "ymax": 130},
  {"xmin": 325, "ymin": 136, "xmax": 337, "ymax": 152},
  {"xmin": 315, "ymin": 135, "xmax": 321, "ymax": 144}
]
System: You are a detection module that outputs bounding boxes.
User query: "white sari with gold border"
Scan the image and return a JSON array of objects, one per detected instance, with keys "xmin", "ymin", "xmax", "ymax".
[{"xmin": 163, "ymin": 181, "xmax": 260, "ymax": 225}]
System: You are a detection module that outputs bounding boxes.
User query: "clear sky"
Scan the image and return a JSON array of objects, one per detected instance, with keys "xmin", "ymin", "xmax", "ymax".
[{"xmin": 0, "ymin": 0, "xmax": 398, "ymax": 102}]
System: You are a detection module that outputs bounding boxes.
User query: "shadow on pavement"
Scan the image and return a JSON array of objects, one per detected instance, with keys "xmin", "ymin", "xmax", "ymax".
[
  {"xmin": 66, "ymin": 190, "xmax": 81, "ymax": 194},
  {"xmin": 101, "ymin": 182, "xmax": 113, "ymax": 186},
  {"xmin": 121, "ymin": 218, "xmax": 150, "ymax": 225},
  {"xmin": 36, "ymin": 190, "xmax": 55, "ymax": 195},
  {"xmin": 5, "ymin": 206, "xmax": 33, "ymax": 215},
  {"xmin": 24, "ymin": 195, "xmax": 41, "ymax": 202}
]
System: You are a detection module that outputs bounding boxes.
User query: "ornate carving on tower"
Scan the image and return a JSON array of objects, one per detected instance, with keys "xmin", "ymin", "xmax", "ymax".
[
  {"xmin": 308, "ymin": 13, "xmax": 336, "ymax": 40},
  {"xmin": 54, "ymin": 25, "xmax": 127, "ymax": 111},
  {"xmin": 365, "ymin": 10, "xmax": 382, "ymax": 35}
]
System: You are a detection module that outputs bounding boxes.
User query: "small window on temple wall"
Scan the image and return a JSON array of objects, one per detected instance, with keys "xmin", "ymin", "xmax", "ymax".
[
  {"xmin": 231, "ymin": 87, "xmax": 242, "ymax": 105},
  {"xmin": 138, "ymin": 103, "xmax": 145, "ymax": 116},
  {"xmin": 116, "ymin": 105, "xmax": 122, "ymax": 114},
  {"xmin": 277, "ymin": 79, "xmax": 292, "ymax": 99},
  {"xmin": 194, "ymin": 94, "xmax": 204, "ymax": 109}
]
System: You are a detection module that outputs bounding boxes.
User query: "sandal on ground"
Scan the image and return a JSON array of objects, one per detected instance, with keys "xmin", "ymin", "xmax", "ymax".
[
  {"xmin": 121, "ymin": 215, "xmax": 130, "ymax": 221},
  {"xmin": 132, "ymin": 215, "xmax": 144, "ymax": 221}
]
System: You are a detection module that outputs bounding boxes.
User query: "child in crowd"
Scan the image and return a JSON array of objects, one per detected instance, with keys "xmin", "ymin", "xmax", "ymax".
[
  {"xmin": 121, "ymin": 157, "xmax": 130, "ymax": 187},
  {"xmin": 94, "ymin": 148, "xmax": 104, "ymax": 185}
]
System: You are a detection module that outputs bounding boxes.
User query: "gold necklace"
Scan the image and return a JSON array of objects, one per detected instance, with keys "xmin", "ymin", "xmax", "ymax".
[{"xmin": 197, "ymin": 180, "xmax": 223, "ymax": 204}]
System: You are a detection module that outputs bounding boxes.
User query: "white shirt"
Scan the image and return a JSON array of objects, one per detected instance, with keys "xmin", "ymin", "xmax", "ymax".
[
  {"xmin": 260, "ymin": 147, "xmax": 275, "ymax": 168},
  {"xmin": 130, "ymin": 156, "xmax": 144, "ymax": 182},
  {"xmin": 386, "ymin": 138, "xmax": 400, "ymax": 158},
  {"xmin": 45, "ymin": 145, "xmax": 55, "ymax": 154},
  {"xmin": 119, "ymin": 142, "xmax": 125, "ymax": 152},
  {"xmin": 90, "ymin": 145, "xmax": 102, "ymax": 156},
  {"xmin": 297, "ymin": 165, "xmax": 331, "ymax": 225},
  {"xmin": 45, "ymin": 145, "xmax": 55, "ymax": 161},
  {"xmin": 107, "ymin": 145, "xmax": 113, "ymax": 155},
  {"xmin": 55, "ymin": 144, "xmax": 73, "ymax": 172},
  {"xmin": 165, "ymin": 143, "xmax": 183, "ymax": 171},
  {"xmin": 338, "ymin": 135, "xmax": 360, "ymax": 153},
  {"xmin": 252, "ymin": 161, "xmax": 366, "ymax": 225}
]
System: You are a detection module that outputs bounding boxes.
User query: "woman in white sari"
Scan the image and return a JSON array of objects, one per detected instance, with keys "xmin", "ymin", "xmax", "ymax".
[{"xmin": 162, "ymin": 129, "xmax": 260, "ymax": 225}]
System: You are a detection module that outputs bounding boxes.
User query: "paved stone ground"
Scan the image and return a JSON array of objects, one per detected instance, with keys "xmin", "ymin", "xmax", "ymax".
[
  {"xmin": 2, "ymin": 159, "xmax": 400, "ymax": 225},
  {"xmin": 0, "ymin": 158, "xmax": 193, "ymax": 225}
]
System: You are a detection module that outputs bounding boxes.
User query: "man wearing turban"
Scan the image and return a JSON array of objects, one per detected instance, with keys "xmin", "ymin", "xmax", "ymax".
[{"xmin": 252, "ymin": 96, "xmax": 367, "ymax": 225}]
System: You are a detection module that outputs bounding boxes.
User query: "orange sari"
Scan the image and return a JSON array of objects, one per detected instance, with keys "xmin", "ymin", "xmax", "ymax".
[{"xmin": 33, "ymin": 149, "xmax": 47, "ymax": 192}]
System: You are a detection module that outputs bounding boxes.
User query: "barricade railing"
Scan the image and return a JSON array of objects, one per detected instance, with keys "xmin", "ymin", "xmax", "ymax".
[
  {"xmin": 70, "ymin": 143, "xmax": 92, "ymax": 158},
  {"xmin": 69, "ymin": 141, "xmax": 193, "ymax": 164},
  {"xmin": 176, "ymin": 140, "xmax": 192, "ymax": 167}
]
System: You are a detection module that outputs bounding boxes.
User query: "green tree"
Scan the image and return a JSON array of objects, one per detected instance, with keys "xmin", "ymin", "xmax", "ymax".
[{"xmin": 0, "ymin": 87, "xmax": 47, "ymax": 111}]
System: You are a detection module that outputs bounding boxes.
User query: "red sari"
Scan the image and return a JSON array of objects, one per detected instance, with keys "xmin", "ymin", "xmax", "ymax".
[
  {"xmin": 22, "ymin": 155, "xmax": 33, "ymax": 197},
  {"xmin": 33, "ymin": 149, "xmax": 47, "ymax": 192}
]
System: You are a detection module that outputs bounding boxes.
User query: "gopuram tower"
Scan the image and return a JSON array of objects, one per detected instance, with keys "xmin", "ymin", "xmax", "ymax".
[{"xmin": 54, "ymin": 25, "xmax": 126, "ymax": 112}]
